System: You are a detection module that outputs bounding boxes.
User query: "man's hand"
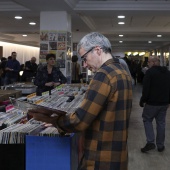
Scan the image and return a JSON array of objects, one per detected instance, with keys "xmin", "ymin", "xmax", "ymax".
[
  {"xmin": 28, "ymin": 109, "xmax": 66, "ymax": 135},
  {"xmin": 28, "ymin": 109, "xmax": 58, "ymax": 126}
]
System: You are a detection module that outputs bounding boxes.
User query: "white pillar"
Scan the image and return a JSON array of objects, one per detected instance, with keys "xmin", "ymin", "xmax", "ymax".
[
  {"xmin": 39, "ymin": 11, "xmax": 72, "ymax": 82},
  {"xmin": 160, "ymin": 49, "xmax": 164, "ymax": 66}
]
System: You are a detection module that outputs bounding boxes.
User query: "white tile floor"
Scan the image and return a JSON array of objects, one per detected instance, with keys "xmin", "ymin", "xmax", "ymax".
[{"xmin": 128, "ymin": 84, "xmax": 170, "ymax": 170}]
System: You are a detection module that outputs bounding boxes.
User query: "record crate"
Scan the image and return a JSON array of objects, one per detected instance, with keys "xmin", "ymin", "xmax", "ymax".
[{"xmin": 25, "ymin": 133, "xmax": 83, "ymax": 170}]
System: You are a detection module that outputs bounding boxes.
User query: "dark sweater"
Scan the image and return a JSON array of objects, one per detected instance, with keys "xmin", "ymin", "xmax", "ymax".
[{"xmin": 141, "ymin": 66, "xmax": 170, "ymax": 106}]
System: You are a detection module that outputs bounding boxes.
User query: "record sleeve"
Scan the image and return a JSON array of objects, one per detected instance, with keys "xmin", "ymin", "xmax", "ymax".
[{"xmin": 9, "ymin": 97, "xmax": 66, "ymax": 116}]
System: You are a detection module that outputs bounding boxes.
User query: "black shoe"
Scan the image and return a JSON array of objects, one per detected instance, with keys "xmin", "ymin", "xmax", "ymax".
[
  {"xmin": 141, "ymin": 143, "xmax": 156, "ymax": 153},
  {"xmin": 157, "ymin": 146, "xmax": 165, "ymax": 152}
]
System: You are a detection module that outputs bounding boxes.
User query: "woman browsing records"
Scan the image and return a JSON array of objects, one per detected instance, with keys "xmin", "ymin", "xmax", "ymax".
[{"xmin": 34, "ymin": 53, "xmax": 67, "ymax": 95}]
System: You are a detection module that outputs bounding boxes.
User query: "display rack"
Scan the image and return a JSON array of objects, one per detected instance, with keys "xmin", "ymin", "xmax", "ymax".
[{"xmin": 0, "ymin": 84, "xmax": 86, "ymax": 169}]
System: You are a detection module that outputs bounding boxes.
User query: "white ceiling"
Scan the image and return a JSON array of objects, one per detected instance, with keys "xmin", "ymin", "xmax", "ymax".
[{"xmin": 1, "ymin": 0, "xmax": 170, "ymax": 52}]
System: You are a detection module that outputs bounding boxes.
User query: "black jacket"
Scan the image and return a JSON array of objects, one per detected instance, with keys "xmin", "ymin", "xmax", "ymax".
[
  {"xmin": 34, "ymin": 65, "xmax": 67, "ymax": 95},
  {"xmin": 140, "ymin": 66, "xmax": 170, "ymax": 106}
]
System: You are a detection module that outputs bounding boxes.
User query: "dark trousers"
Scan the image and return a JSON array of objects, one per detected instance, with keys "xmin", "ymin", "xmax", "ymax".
[{"xmin": 142, "ymin": 104, "xmax": 168, "ymax": 148}]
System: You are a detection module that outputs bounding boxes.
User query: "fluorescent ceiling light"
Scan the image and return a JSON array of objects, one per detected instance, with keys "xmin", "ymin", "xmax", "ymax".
[
  {"xmin": 29, "ymin": 22, "xmax": 36, "ymax": 25},
  {"xmin": 139, "ymin": 52, "xmax": 145, "ymax": 56},
  {"xmin": 119, "ymin": 35, "xmax": 124, "ymax": 37},
  {"xmin": 157, "ymin": 35, "xmax": 162, "ymax": 37},
  {"xmin": 22, "ymin": 34, "xmax": 27, "ymax": 37},
  {"xmin": 117, "ymin": 16, "xmax": 125, "ymax": 18},
  {"xmin": 148, "ymin": 41, "xmax": 152, "ymax": 43},
  {"xmin": 133, "ymin": 52, "xmax": 138, "ymax": 56},
  {"xmin": 15, "ymin": 16, "xmax": 22, "ymax": 19},
  {"xmin": 118, "ymin": 22, "xmax": 125, "ymax": 25},
  {"xmin": 119, "ymin": 41, "xmax": 123, "ymax": 43}
]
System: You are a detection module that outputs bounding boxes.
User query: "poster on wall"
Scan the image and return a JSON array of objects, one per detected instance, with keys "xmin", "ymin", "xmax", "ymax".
[
  {"xmin": 48, "ymin": 32, "xmax": 58, "ymax": 41},
  {"xmin": 40, "ymin": 51, "xmax": 48, "ymax": 60},
  {"xmin": 49, "ymin": 42, "xmax": 57, "ymax": 50},
  {"xmin": 66, "ymin": 47, "xmax": 71, "ymax": 60},
  {"xmin": 57, "ymin": 51, "xmax": 65, "ymax": 60},
  {"xmin": 58, "ymin": 32, "xmax": 66, "ymax": 41},
  {"xmin": 40, "ymin": 43, "xmax": 48, "ymax": 50},
  {"xmin": 58, "ymin": 42, "xmax": 66, "ymax": 50},
  {"xmin": 67, "ymin": 32, "xmax": 71, "ymax": 46},
  {"xmin": 56, "ymin": 59, "xmax": 65, "ymax": 68},
  {"xmin": 40, "ymin": 31, "xmax": 48, "ymax": 41},
  {"xmin": 73, "ymin": 43, "xmax": 78, "ymax": 52},
  {"xmin": 49, "ymin": 50, "xmax": 56, "ymax": 56}
]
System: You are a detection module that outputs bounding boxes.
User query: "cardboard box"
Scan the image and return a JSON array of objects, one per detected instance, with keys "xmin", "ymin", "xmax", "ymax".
[{"xmin": 0, "ymin": 89, "xmax": 22, "ymax": 101}]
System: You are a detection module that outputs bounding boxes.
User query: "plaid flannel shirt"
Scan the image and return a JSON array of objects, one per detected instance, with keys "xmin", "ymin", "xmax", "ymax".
[{"xmin": 58, "ymin": 58, "xmax": 132, "ymax": 170}]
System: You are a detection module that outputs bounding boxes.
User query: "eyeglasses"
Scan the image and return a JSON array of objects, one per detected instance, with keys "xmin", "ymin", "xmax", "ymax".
[{"xmin": 81, "ymin": 47, "xmax": 94, "ymax": 62}]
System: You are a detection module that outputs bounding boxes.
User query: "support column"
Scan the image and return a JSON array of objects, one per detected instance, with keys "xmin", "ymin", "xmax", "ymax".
[
  {"xmin": 154, "ymin": 49, "xmax": 157, "ymax": 56},
  {"xmin": 160, "ymin": 49, "xmax": 164, "ymax": 66},
  {"xmin": 39, "ymin": 11, "xmax": 72, "ymax": 82}
]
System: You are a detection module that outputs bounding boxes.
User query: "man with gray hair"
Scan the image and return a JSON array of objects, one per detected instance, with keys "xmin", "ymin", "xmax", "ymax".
[
  {"xmin": 140, "ymin": 55, "xmax": 170, "ymax": 153},
  {"xmin": 28, "ymin": 32, "xmax": 132, "ymax": 170},
  {"xmin": 22, "ymin": 57, "xmax": 38, "ymax": 81}
]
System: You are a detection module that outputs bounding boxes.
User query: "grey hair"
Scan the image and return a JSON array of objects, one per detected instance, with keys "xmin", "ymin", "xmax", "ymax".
[
  {"xmin": 149, "ymin": 55, "xmax": 160, "ymax": 65},
  {"xmin": 77, "ymin": 32, "xmax": 112, "ymax": 55}
]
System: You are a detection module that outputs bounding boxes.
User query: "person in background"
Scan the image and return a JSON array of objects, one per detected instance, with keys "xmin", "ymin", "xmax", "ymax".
[
  {"xmin": 4, "ymin": 52, "xmax": 20, "ymax": 85},
  {"xmin": 29, "ymin": 32, "xmax": 132, "ymax": 170},
  {"xmin": 140, "ymin": 55, "xmax": 170, "ymax": 153},
  {"xmin": 114, "ymin": 56, "xmax": 132, "ymax": 77},
  {"xmin": 34, "ymin": 53, "xmax": 67, "ymax": 95},
  {"xmin": 114, "ymin": 55, "xmax": 135, "ymax": 85},
  {"xmin": 22, "ymin": 57, "xmax": 38, "ymax": 82},
  {"xmin": 0, "ymin": 57, "xmax": 7, "ymax": 85},
  {"xmin": 71, "ymin": 55, "xmax": 82, "ymax": 83}
]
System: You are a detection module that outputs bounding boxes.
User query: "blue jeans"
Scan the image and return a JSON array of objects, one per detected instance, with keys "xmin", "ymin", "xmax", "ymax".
[{"xmin": 142, "ymin": 104, "xmax": 168, "ymax": 148}]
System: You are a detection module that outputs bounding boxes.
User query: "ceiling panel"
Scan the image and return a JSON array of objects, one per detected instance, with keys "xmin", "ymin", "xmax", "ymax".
[{"xmin": 0, "ymin": 0, "xmax": 170, "ymax": 52}]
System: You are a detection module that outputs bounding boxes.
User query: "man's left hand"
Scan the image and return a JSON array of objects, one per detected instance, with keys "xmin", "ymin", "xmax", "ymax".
[{"xmin": 28, "ymin": 109, "xmax": 59, "ymax": 126}]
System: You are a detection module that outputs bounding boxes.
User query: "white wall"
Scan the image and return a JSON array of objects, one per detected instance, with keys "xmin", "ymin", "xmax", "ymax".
[{"xmin": 0, "ymin": 41, "xmax": 40, "ymax": 64}]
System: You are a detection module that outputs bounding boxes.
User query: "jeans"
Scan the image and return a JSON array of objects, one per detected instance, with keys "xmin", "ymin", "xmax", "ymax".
[{"xmin": 142, "ymin": 104, "xmax": 168, "ymax": 148}]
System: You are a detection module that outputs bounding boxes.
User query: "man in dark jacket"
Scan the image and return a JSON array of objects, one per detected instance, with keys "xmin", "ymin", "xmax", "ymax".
[
  {"xmin": 4, "ymin": 52, "xmax": 20, "ymax": 85},
  {"xmin": 22, "ymin": 57, "xmax": 38, "ymax": 81},
  {"xmin": 140, "ymin": 55, "xmax": 170, "ymax": 153}
]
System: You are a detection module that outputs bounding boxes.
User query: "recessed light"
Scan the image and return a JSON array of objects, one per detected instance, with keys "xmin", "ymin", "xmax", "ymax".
[
  {"xmin": 119, "ymin": 35, "xmax": 124, "ymax": 37},
  {"xmin": 148, "ymin": 41, "xmax": 152, "ymax": 43},
  {"xmin": 22, "ymin": 34, "xmax": 27, "ymax": 37},
  {"xmin": 118, "ymin": 22, "xmax": 125, "ymax": 25},
  {"xmin": 29, "ymin": 22, "xmax": 36, "ymax": 25},
  {"xmin": 118, "ymin": 16, "xmax": 125, "ymax": 19},
  {"xmin": 157, "ymin": 35, "xmax": 162, "ymax": 37},
  {"xmin": 15, "ymin": 16, "xmax": 22, "ymax": 19},
  {"xmin": 119, "ymin": 41, "xmax": 123, "ymax": 43}
]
